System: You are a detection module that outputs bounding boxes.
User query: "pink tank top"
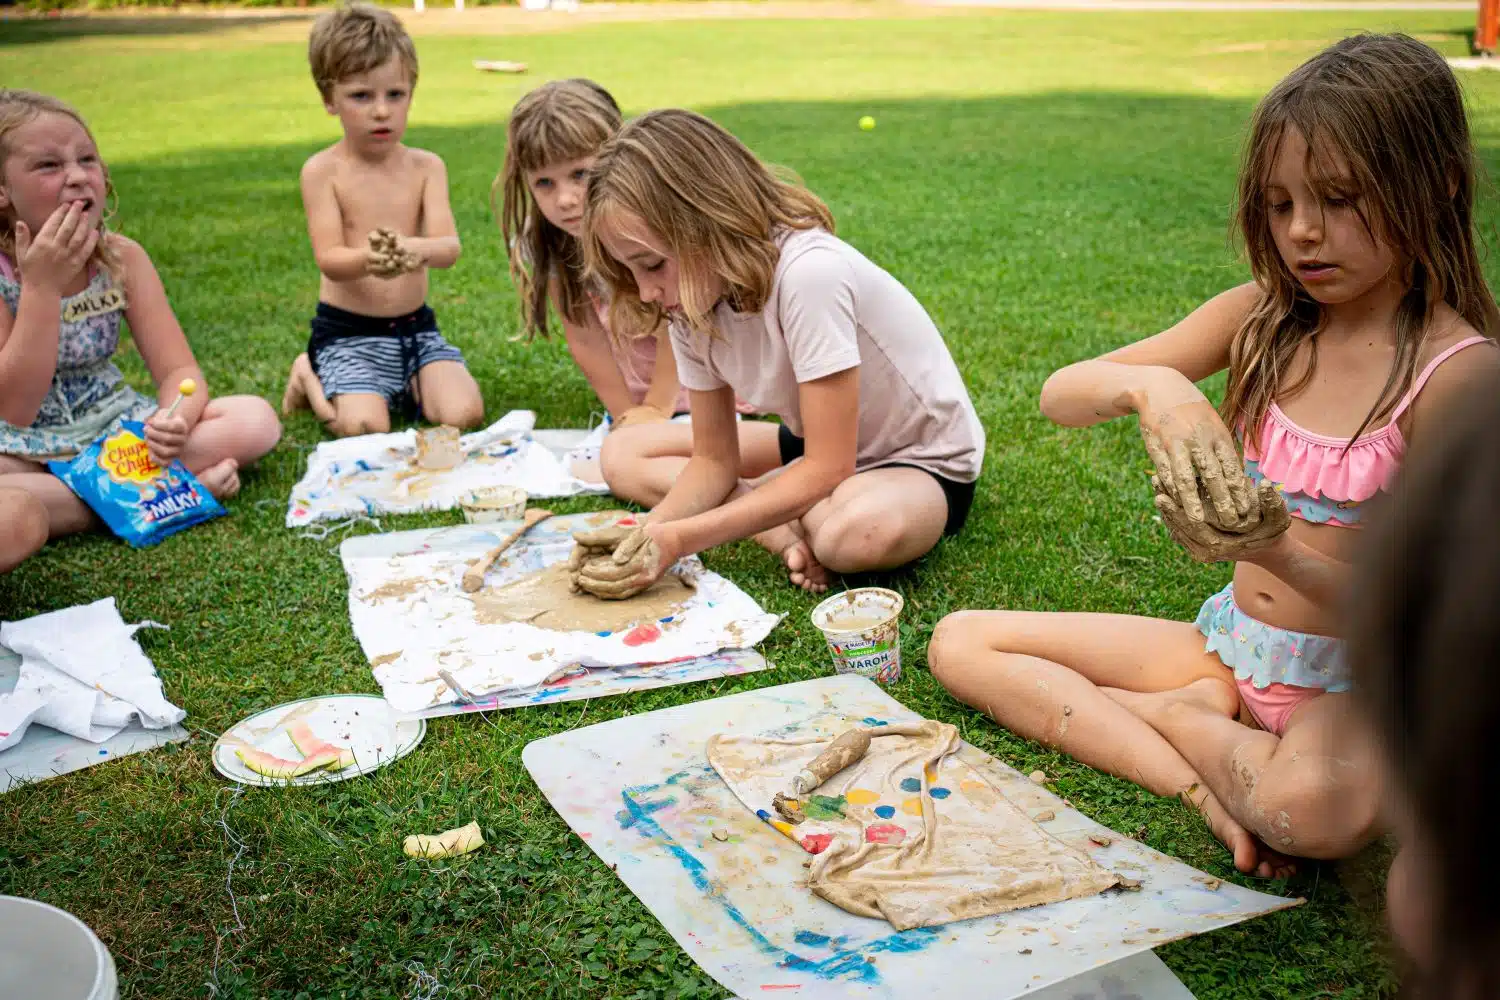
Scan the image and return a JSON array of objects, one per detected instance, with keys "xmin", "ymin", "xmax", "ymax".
[
  {"xmin": 1242, "ymin": 335, "xmax": 1496, "ymax": 526},
  {"xmin": 590, "ymin": 293, "xmax": 756, "ymax": 416}
]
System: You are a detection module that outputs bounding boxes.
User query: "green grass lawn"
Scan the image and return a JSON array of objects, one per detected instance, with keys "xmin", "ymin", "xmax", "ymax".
[{"xmin": 1, "ymin": 7, "xmax": 1492, "ymax": 997}]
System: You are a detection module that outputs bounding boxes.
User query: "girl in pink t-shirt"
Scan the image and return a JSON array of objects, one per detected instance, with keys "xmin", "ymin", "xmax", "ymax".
[
  {"xmin": 582, "ymin": 110, "xmax": 984, "ymax": 593},
  {"xmin": 498, "ymin": 80, "xmax": 763, "ymax": 438}
]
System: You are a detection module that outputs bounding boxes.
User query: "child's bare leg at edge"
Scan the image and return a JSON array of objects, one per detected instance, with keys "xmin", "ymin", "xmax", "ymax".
[
  {"xmin": 1107, "ymin": 683, "xmax": 1379, "ymax": 859},
  {"xmin": 928, "ymin": 608, "xmax": 1295, "ymax": 877}
]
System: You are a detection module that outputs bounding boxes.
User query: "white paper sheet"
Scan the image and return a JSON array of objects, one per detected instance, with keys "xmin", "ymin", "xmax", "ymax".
[
  {"xmin": 286, "ymin": 410, "xmax": 609, "ymax": 529},
  {"xmin": 524, "ymin": 675, "xmax": 1300, "ymax": 1000},
  {"xmin": 340, "ymin": 517, "xmax": 782, "ymax": 713}
]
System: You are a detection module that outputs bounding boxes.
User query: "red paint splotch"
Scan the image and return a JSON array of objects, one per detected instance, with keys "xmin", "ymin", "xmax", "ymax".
[
  {"xmin": 799, "ymin": 833, "xmax": 833, "ymax": 855},
  {"xmin": 865, "ymin": 823, "xmax": 907, "ymax": 846},
  {"xmin": 622, "ymin": 622, "xmax": 662, "ymax": 647}
]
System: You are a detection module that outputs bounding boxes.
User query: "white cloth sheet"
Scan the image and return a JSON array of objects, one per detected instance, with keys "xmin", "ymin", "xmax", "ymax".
[{"xmin": 0, "ymin": 598, "xmax": 185, "ymax": 752}]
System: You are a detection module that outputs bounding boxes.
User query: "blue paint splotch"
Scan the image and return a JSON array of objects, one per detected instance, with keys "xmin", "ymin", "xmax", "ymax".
[
  {"xmin": 874, "ymin": 805, "xmax": 896, "ymax": 819},
  {"xmin": 899, "ymin": 777, "xmax": 921, "ymax": 793},
  {"xmin": 861, "ymin": 717, "xmax": 889, "ymax": 727},
  {"xmin": 930, "ymin": 787, "xmax": 951, "ymax": 799},
  {"xmin": 613, "ymin": 766, "xmax": 948, "ymax": 986}
]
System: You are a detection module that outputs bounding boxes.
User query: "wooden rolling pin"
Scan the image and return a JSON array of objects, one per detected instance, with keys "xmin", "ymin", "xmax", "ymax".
[
  {"xmin": 793, "ymin": 728, "xmax": 873, "ymax": 795},
  {"xmin": 460, "ymin": 508, "xmax": 553, "ymax": 593}
]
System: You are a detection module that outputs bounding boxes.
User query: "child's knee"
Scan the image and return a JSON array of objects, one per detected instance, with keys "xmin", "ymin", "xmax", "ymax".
[
  {"xmin": 599, "ymin": 427, "xmax": 648, "ymax": 491},
  {"xmin": 1247, "ymin": 761, "xmax": 1380, "ymax": 859},
  {"xmin": 425, "ymin": 394, "xmax": 485, "ymax": 430},
  {"xmin": 330, "ymin": 411, "xmax": 389, "ymax": 438},
  {"xmin": 241, "ymin": 396, "xmax": 283, "ymax": 459},
  {"xmin": 810, "ymin": 509, "xmax": 903, "ymax": 574},
  {"xmin": 0, "ymin": 490, "xmax": 49, "ymax": 573},
  {"xmin": 927, "ymin": 611, "xmax": 989, "ymax": 687}
]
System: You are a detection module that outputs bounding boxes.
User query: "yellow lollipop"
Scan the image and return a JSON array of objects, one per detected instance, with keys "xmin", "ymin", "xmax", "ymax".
[{"xmin": 164, "ymin": 378, "xmax": 197, "ymax": 419}]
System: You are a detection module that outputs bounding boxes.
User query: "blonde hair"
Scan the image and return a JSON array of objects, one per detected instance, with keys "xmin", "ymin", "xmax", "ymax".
[
  {"xmin": 494, "ymin": 79, "xmax": 622, "ymax": 340},
  {"xmin": 582, "ymin": 108, "xmax": 835, "ymax": 340},
  {"xmin": 0, "ymin": 89, "xmax": 122, "ymax": 287},
  {"xmin": 1225, "ymin": 32, "xmax": 1500, "ymax": 445},
  {"xmin": 308, "ymin": 2, "xmax": 418, "ymax": 102}
]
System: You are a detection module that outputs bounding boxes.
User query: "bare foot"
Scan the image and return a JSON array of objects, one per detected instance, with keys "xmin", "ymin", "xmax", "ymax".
[
  {"xmin": 1102, "ymin": 677, "xmax": 1239, "ymax": 726},
  {"xmin": 282, "ymin": 353, "xmax": 335, "ymax": 422},
  {"xmin": 195, "ymin": 458, "xmax": 241, "ymax": 499},
  {"xmin": 753, "ymin": 520, "xmax": 830, "ymax": 593}
]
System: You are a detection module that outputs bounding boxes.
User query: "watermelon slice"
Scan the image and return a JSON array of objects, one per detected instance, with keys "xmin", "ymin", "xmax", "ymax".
[
  {"xmin": 235, "ymin": 744, "xmax": 346, "ymax": 780},
  {"xmin": 285, "ymin": 720, "xmax": 357, "ymax": 771}
]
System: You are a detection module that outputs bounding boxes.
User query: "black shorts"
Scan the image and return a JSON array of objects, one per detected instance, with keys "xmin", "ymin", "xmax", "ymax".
[
  {"xmin": 776, "ymin": 424, "xmax": 976, "ymax": 536},
  {"xmin": 307, "ymin": 302, "xmax": 466, "ymax": 417}
]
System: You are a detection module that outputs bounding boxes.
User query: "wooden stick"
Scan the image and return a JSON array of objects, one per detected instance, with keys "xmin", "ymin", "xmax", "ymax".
[{"xmin": 460, "ymin": 508, "xmax": 553, "ymax": 593}]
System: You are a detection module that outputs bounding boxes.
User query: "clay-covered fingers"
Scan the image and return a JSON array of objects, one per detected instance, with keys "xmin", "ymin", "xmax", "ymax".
[
  {"xmin": 1142, "ymin": 432, "xmax": 1178, "ymax": 504},
  {"xmin": 1188, "ymin": 431, "xmax": 1238, "ymax": 529},
  {"xmin": 571, "ymin": 523, "xmax": 636, "ymax": 549},
  {"xmin": 610, "ymin": 527, "xmax": 653, "ymax": 566},
  {"xmin": 575, "ymin": 572, "xmax": 652, "ymax": 600},
  {"xmin": 573, "ymin": 553, "xmax": 641, "ymax": 584},
  {"xmin": 1165, "ymin": 435, "xmax": 1206, "ymax": 522},
  {"xmin": 1212, "ymin": 435, "xmax": 1254, "ymax": 521},
  {"xmin": 1153, "ymin": 491, "xmax": 1223, "ymax": 563},
  {"xmin": 1243, "ymin": 482, "xmax": 1290, "ymax": 544}
]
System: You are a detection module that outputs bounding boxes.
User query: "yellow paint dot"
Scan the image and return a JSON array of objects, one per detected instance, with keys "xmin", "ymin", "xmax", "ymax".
[
  {"xmin": 845, "ymin": 788, "xmax": 880, "ymax": 806},
  {"xmin": 924, "ymin": 764, "xmax": 938, "ymax": 783},
  {"xmin": 901, "ymin": 797, "xmax": 924, "ymax": 816}
]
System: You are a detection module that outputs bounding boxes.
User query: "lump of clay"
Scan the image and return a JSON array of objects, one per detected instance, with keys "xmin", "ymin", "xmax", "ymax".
[
  {"xmin": 368, "ymin": 227, "xmax": 423, "ymax": 278},
  {"xmin": 568, "ymin": 519, "xmax": 661, "ymax": 600},
  {"xmin": 1154, "ymin": 478, "xmax": 1290, "ymax": 564},
  {"xmin": 415, "ymin": 426, "xmax": 464, "ymax": 470}
]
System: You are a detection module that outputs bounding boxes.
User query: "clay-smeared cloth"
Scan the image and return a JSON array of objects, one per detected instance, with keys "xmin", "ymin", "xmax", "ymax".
[{"xmin": 706, "ymin": 719, "xmax": 1119, "ymax": 930}]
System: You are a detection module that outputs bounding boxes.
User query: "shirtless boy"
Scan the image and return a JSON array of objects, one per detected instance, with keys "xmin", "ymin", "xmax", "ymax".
[{"xmin": 281, "ymin": 2, "xmax": 484, "ymax": 437}]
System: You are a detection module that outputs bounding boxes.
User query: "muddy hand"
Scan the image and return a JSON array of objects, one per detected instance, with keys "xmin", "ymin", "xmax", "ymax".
[
  {"xmin": 1154, "ymin": 480, "xmax": 1289, "ymax": 563},
  {"xmin": 1141, "ymin": 400, "xmax": 1251, "ymax": 527},
  {"xmin": 572, "ymin": 526, "xmax": 663, "ymax": 600}
]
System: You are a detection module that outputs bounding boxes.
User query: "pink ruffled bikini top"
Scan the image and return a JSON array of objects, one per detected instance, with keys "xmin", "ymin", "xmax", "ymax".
[{"xmin": 1241, "ymin": 335, "xmax": 1495, "ymax": 526}]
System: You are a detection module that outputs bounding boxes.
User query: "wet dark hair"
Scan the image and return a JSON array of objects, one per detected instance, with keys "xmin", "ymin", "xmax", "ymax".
[{"xmin": 1349, "ymin": 368, "xmax": 1500, "ymax": 999}]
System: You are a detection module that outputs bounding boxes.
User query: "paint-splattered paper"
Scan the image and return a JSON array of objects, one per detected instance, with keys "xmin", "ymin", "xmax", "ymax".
[
  {"xmin": 409, "ymin": 648, "xmax": 771, "ymax": 719},
  {"xmin": 287, "ymin": 410, "xmax": 608, "ymax": 529},
  {"xmin": 341, "ymin": 517, "xmax": 782, "ymax": 714},
  {"xmin": 523, "ymin": 675, "xmax": 1300, "ymax": 1000}
]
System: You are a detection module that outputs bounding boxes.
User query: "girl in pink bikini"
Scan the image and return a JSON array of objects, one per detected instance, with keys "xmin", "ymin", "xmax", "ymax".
[{"xmin": 929, "ymin": 33, "xmax": 1500, "ymax": 877}]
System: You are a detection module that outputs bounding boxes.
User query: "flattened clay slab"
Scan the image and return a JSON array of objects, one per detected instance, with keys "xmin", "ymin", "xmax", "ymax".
[{"xmin": 469, "ymin": 563, "xmax": 695, "ymax": 634}]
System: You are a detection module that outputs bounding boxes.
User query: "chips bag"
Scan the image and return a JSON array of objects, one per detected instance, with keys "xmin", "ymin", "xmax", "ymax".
[{"xmin": 48, "ymin": 420, "xmax": 226, "ymax": 548}]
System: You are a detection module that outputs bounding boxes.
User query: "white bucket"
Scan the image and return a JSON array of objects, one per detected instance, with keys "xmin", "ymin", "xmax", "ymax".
[
  {"xmin": 459, "ymin": 485, "xmax": 527, "ymax": 525},
  {"xmin": 810, "ymin": 587, "xmax": 905, "ymax": 685},
  {"xmin": 0, "ymin": 895, "xmax": 119, "ymax": 1000}
]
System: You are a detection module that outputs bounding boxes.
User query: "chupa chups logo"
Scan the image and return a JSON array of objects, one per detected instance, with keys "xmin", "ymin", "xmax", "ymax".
[{"xmin": 97, "ymin": 429, "xmax": 163, "ymax": 485}]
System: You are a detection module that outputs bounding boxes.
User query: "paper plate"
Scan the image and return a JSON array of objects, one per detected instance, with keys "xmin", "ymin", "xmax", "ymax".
[{"xmin": 213, "ymin": 694, "xmax": 425, "ymax": 787}]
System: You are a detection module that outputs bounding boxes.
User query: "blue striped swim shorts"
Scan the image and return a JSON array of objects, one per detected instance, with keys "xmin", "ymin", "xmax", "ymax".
[{"xmin": 307, "ymin": 301, "xmax": 466, "ymax": 414}]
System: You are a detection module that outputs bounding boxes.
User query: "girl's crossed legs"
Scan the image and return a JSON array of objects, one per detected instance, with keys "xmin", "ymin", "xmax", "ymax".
[
  {"xmin": 929, "ymin": 610, "xmax": 1326, "ymax": 876},
  {"xmin": 0, "ymin": 395, "xmax": 280, "ymax": 538},
  {"xmin": 600, "ymin": 421, "xmax": 949, "ymax": 592}
]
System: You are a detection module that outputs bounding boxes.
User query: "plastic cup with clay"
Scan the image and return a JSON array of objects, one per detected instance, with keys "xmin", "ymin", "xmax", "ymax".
[
  {"xmin": 810, "ymin": 587, "xmax": 905, "ymax": 685},
  {"xmin": 460, "ymin": 485, "xmax": 527, "ymax": 525}
]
